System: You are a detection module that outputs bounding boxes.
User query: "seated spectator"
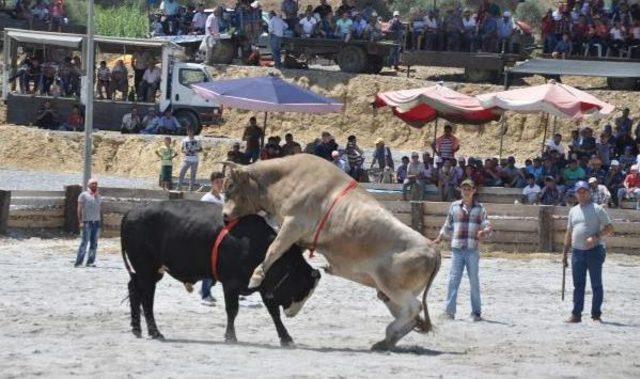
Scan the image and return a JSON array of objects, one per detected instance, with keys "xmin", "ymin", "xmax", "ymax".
[
  {"xmin": 563, "ymin": 158, "xmax": 586, "ymax": 188},
  {"xmin": 483, "ymin": 158, "xmax": 502, "ymax": 186},
  {"xmin": 615, "ymin": 108, "xmax": 633, "ymax": 136},
  {"xmin": 541, "ymin": 156, "xmax": 560, "ymax": 184},
  {"xmin": 281, "ymin": 0, "xmax": 299, "ymax": 32},
  {"xmin": 608, "ymin": 21, "xmax": 627, "ymax": 56},
  {"xmin": 545, "ymin": 132, "xmax": 566, "ymax": 157},
  {"xmin": 282, "ymin": 133, "xmax": 302, "ymax": 155},
  {"xmin": 421, "ymin": 154, "xmax": 437, "ymax": 185},
  {"xmin": 345, "ymin": 135, "xmax": 364, "ymax": 180},
  {"xmin": 589, "ymin": 177, "xmax": 611, "ymax": 206},
  {"xmin": 261, "ymin": 137, "xmax": 283, "ymax": 160},
  {"xmin": 552, "ymin": 33, "xmax": 572, "ymax": 58},
  {"xmin": 396, "ymin": 156, "xmax": 409, "ymax": 184},
  {"xmin": 438, "ymin": 158, "xmax": 460, "ymax": 201},
  {"xmin": 299, "ymin": 11, "xmax": 318, "ymax": 38},
  {"xmin": 335, "ymin": 11, "xmax": 353, "ymax": 41},
  {"xmin": 586, "ymin": 18, "xmax": 609, "ymax": 56},
  {"xmin": 575, "ymin": 127, "xmax": 597, "ymax": 159},
  {"xmin": 521, "ymin": 174, "xmax": 541, "ymax": 204},
  {"xmin": 606, "ymin": 160, "xmax": 626, "ymax": 207},
  {"xmin": 596, "ymin": 131, "xmax": 612, "ymax": 166},
  {"xmin": 464, "ymin": 163, "xmax": 484, "ymax": 187},
  {"xmin": 226, "ymin": 142, "xmax": 249, "ymax": 165},
  {"xmin": 620, "ymin": 145, "xmax": 638, "ymax": 171},
  {"xmin": 539, "ymin": 176, "xmax": 562, "ymax": 205},
  {"xmin": 61, "ymin": 104, "xmax": 84, "ymax": 132},
  {"xmin": 314, "ymin": 131, "xmax": 338, "ymax": 161},
  {"xmin": 49, "ymin": 0, "xmax": 66, "ymax": 32},
  {"xmin": 402, "ymin": 152, "xmax": 425, "ymax": 201},
  {"xmin": 156, "ymin": 109, "xmax": 181, "ymax": 134},
  {"xmin": 588, "ymin": 156, "xmax": 607, "ymax": 183},
  {"xmin": 568, "ymin": 129, "xmax": 580, "ymax": 157},
  {"xmin": 527, "ymin": 157, "xmax": 544, "ymax": 183},
  {"xmin": 35, "ymin": 100, "xmax": 59, "ymax": 130},
  {"xmin": 617, "ymin": 165, "xmax": 640, "ymax": 210},
  {"xmin": 31, "ymin": 0, "xmax": 49, "ymax": 26},
  {"xmin": 139, "ymin": 62, "xmax": 161, "ymax": 102},
  {"xmin": 121, "ymin": 106, "xmax": 143, "ymax": 134},
  {"xmin": 502, "ymin": 156, "xmax": 526, "ymax": 188},
  {"xmin": 151, "ymin": 14, "xmax": 165, "ymax": 37},
  {"xmin": 96, "ymin": 60, "xmax": 111, "ymax": 100},
  {"xmin": 331, "ymin": 150, "xmax": 348, "ymax": 172},
  {"xmin": 110, "ymin": 60, "xmax": 129, "ymax": 101},
  {"xmin": 304, "ymin": 138, "xmax": 321, "ymax": 154},
  {"xmin": 141, "ymin": 108, "xmax": 160, "ymax": 133}
]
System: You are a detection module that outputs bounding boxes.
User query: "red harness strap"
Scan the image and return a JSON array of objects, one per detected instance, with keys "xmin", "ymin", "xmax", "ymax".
[
  {"xmin": 309, "ymin": 180, "xmax": 358, "ymax": 257},
  {"xmin": 210, "ymin": 219, "xmax": 240, "ymax": 282}
]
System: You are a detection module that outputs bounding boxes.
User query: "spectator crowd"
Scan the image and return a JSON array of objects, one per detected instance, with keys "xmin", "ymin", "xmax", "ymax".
[{"xmin": 9, "ymin": 0, "xmax": 68, "ymax": 32}]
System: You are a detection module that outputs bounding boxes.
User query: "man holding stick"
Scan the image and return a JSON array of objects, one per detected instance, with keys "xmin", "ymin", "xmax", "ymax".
[
  {"xmin": 563, "ymin": 180, "xmax": 614, "ymax": 323},
  {"xmin": 434, "ymin": 179, "xmax": 492, "ymax": 321}
]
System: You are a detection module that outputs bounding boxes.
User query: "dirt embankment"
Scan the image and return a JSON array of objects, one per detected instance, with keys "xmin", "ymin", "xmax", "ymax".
[{"xmin": 0, "ymin": 65, "xmax": 637, "ymax": 178}]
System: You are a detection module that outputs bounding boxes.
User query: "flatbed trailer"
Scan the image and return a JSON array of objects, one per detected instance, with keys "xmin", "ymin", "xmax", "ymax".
[{"xmin": 281, "ymin": 37, "xmax": 398, "ymax": 74}]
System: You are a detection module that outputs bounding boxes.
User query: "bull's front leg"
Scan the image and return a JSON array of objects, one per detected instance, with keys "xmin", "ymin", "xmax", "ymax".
[
  {"xmin": 222, "ymin": 285, "xmax": 239, "ymax": 343},
  {"xmin": 248, "ymin": 216, "xmax": 306, "ymax": 289}
]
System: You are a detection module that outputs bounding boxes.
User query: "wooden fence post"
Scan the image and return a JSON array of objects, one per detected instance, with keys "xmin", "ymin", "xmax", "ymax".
[
  {"xmin": 538, "ymin": 205, "xmax": 554, "ymax": 252},
  {"xmin": 64, "ymin": 185, "xmax": 82, "ymax": 234},
  {"xmin": 0, "ymin": 190, "xmax": 10, "ymax": 235},
  {"xmin": 411, "ymin": 201, "xmax": 424, "ymax": 234}
]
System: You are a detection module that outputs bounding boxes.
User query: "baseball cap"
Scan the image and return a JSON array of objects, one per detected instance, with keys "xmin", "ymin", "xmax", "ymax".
[
  {"xmin": 588, "ymin": 177, "xmax": 598, "ymax": 184},
  {"xmin": 631, "ymin": 165, "xmax": 639, "ymax": 172},
  {"xmin": 460, "ymin": 179, "xmax": 475, "ymax": 188},
  {"xmin": 574, "ymin": 180, "xmax": 590, "ymax": 191},
  {"xmin": 393, "ymin": 10, "xmax": 400, "ymax": 16},
  {"xmin": 610, "ymin": 159, "xmax": 620, "ymax": 166},
  {"xmin": 375, "ymin": 138, "xmax": 384, "ymax": 144},
  {"xmin": 503, "ymin": 11, "xmax": 511, "ymax": 17},
  {"xmin": 545, "ymin": 175, "xmax": 555, "ymax": 182}
]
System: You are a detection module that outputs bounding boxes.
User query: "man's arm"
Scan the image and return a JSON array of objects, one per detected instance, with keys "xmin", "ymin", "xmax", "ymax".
[
  {"xmin": 562, "ymin": 228, "xmax": 571, "ymax": 266},
  {"xmin": 77, "ymin": 201, "xmax": 83, "ymax": 228},
  {"xmin": 433, "ymin": 204, "xmax": 453, "ymax": 244}
]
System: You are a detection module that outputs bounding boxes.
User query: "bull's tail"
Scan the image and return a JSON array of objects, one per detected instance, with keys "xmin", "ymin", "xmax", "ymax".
[
  {"xmin": 121, "ymin": 214, "xmax": 134, "ymax": 277},
  {"xmin": 417, "ymin": 250, "xmax": 441, "ymax": 334}
]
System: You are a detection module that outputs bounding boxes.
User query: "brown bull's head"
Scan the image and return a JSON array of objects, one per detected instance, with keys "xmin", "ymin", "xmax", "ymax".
[{"xmin": 222, "ymin": 164, "xmax": 262, "ymax": 221}]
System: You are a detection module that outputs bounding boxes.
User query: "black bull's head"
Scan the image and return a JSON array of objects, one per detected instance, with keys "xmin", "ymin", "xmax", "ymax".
[{"xmin": 261, "ymin": 244, "xmax": 321, "ymax": 317}]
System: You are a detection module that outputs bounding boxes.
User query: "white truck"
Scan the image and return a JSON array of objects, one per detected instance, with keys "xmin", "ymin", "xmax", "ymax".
[{"xmin": 2, "ymin": 29, "xmax": 222, "ymax": 134}]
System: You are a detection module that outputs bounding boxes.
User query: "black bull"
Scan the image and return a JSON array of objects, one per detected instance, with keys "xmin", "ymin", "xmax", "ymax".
[{"xmin": 121, "ymin": 200, "xmax": 320, "ymax": 346}]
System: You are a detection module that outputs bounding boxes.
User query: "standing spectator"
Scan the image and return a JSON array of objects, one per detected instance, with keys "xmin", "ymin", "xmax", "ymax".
[
  {"xmin": 61, "ymin": 104, "xmax": 84, "ymax": 132},
  {"xmin": 96, "ymin": 60, "xmax": 111, "ymax": 100},
  {"xmin": 192, "ymin": 3, "xmax": 207, "ymax": 34},
  {"xmin": 540, "ymin": 176, "xmax": 562, "ymax": 205},
  {"xmin": 314, "ymin": 131, "xmax": 338, "ymax": 161},
  {"xmin": 313, "ymin": 0, "xmax": 332, "ymax": 19},
  {"xmin": 299, "ymin": 11, "xmax": 318, "ymax": 38},
  {"xmin": 563, "ymin": 181, "xmax": 613, "ymax": 323},
  {"xmin": 388, "ymin": 11, "xmax": 404, "ymax": 69},
  {"xmin": 479, "ymin": 10, "xmax": 498, "ymax": 52},
  {"xmin": 423, "ymin": 10, "xmax": 441, "ymax": 50},
  {"xmin": 110, "ymin": 59, "xmax": 128, "ymax": 100},
  {"xmin": 281, "ymin": 0, "xmax": 298, "ymax": 32},
  {"xmin": 132, "ymin": 50, "xmax": 150, "ymax": 100},
  {"xmin": 226, "ymin": 142, "xmax": 248, "ymax": 166},
  {"xmin": 541, "ymin": 9, "xmax": 557, "ymax": 53},
  {"xmin": 156, "ymin": 136, "xmax": 178, "ymax": 190},
  {"xmin": 521, "ymin": 174, "xmax": 541, "ymax": 204},
  {"xmin": 605, "ymin": 160, "xmax": 626, "ymax": 207},
  {"xmin": 242, "ymin": 116, "xmax": 263, "ymax": 163},
  {"xmin": 331, "ymin": 151, "xmax": 348, "ymax": 172},
  {"xmin": 35, "ymin": 100, "xmax": 59, "ymax": 129},
  {"xmin": 615, "ymin": 108, "xmax": 633, "ymax": 136},
  {"xmin": 121, "ymin": 106, "xmax": 143, "ymax": 134},
  {"xmin": 268, "ymin": 11, "xmax": 288, "ymax": 68},
  {"xmin": 434, "ymin": 178, "xmax": 492, "ymax": 321},
  {"xmin": 178, "ymin": 128, "xmax": 203, "ymax": 191},
  {"xmin": 497, "ymin": 11, "xmax": 514, "ymax": 52},
  {"xmin": 282, "ymin": 133, "xmax": 302, "ymax": 155},
  {"xmin": 616, "ymin": 130, "xmax": 638, "ymax": 158},
  {"xmin": 74, "ymin": 178, "xmax": 102, "ymax": 268},
  {"xmin": 396, "ymin": 156, "xmax": 409, "ymax": 184},
  {"xmin": 319, "ymin": 12, "xmax": 336, "ymax": 39},
  {"xmin": 443, "ymin": 8, "xmax": 464, "ymax": 51},
  {"xmin": 335, "ymin": 11, "xmax": 353, "ymax": 42},
  {"xmin": 139, "ymin": 62, "xmax": 161, "ymax": 102},
  {"xmin": 402, "ymin": 152, "xmax": 425, "ymax": 201},
  {"xmin": 618, "ymin": 165, "xmax": 640, "ymax": 210},
  {"xmin": 461, "ymin": 9, "xmax": 478, "ymax": 51},
  {"xmin": 432, "ymin": 124, "xmax": 460, "ymax": 161},
  {"xmin": 589, "ymin": 177, "xmax": 611, "ymax": 206},
  {"xmin": 205, "ymin": 6, "xmax": 221, "ymax": 54},
  {"xmin": 370, "ymin": 138, "xmax": 393, "ymax": 171},
  {"xmin": 199, "ymin": 171, "xmax": 226, "ymax": 306},
  {"xmin": 345, "ymin": 135, "xmax": 364, "ymax": 180}
]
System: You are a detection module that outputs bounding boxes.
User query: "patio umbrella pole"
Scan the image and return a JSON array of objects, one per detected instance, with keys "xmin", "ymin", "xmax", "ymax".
[
  {"xmin": 541, "ymin": 113, "xmax": 549, "ymax": 155},
  {"xmin": 261, "ymin": 111, "xmax": 268, "ymax": 149},
  {"xmin": 498, "ymin": 116, "xmax": 506, "ymax": 159},
  {"xmin": 432, "ymin": 118, "xmax": 438, "ymax": 153}
]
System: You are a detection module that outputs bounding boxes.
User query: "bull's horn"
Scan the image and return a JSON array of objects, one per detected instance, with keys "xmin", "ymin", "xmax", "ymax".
[{"xmin": 214, "ymin": 161, "xmax": 241, "ymax": 170}]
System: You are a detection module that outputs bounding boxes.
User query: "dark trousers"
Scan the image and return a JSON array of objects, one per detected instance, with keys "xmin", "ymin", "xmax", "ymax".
[{"xmin": 572, "ymin": 245, "xmax": 606, "ymax": 319}]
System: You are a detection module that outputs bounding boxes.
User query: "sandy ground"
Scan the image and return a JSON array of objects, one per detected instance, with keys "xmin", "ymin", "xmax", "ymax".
[{"xmin": 1, "ymin": 236, "xmax": 639, "ymax": 378}]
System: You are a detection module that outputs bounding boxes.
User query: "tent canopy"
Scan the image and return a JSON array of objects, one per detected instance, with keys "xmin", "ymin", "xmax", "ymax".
[
  {"xmin": 6, "ymin": 29, "xmax": 83, "ymax": 49},
  {"xmin": 477, "ymin": 81, "xmax": 615, "ymax": 120},
  {"xmin": 191, "ymin": 76, "xmax": 343, "ymax": 114},
  {"xmin": 374, "ymin": 84, "xmax": 500, "ymax": 128}
]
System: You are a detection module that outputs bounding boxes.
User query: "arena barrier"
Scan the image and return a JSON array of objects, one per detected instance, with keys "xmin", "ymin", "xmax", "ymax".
[{"xmin": 1, "ymin": 185, "xmax": 639, "ymax": 254}]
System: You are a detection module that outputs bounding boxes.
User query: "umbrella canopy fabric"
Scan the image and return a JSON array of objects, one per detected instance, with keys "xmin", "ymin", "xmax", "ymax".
[
  {"xmin": 476, "ymin": 81, "xmax": 615, "ymax": 120},
  {"xmin": 374, "ymin": 84, "xmax": 500, "ymax": 127},
  {"xmin": 191, "ymin": 76, "xmax": 343, "ymax": 114}
]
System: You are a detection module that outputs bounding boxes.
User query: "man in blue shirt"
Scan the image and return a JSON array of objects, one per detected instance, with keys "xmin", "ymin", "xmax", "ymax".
[
  {"xmin": 496, "ymin": 11, "xmax": 514, "ymax": 53},
  {"xmin": 479, "ymin": 10, "xmax": 498, "ymax": 52},
  {"xmin": 157, "ymin": 109, "xmax": 181, "ymax": 134}
]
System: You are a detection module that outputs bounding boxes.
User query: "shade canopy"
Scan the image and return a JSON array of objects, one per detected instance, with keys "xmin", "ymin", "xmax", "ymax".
[
  {"xmin": 476, "ymin": 81, "xmax": 615, "ymax": 120},
  {"xmin": 191, "ymin": 76, "xmax": 343, "ymax": 114},
  {"xmin": 374, "ymin": 84, "xmax": 500, "ymax": 127}
]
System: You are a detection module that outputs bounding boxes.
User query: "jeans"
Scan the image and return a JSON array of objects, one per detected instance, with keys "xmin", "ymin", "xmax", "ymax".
[
  {"xmin": 445, "ymin": 248, "xmax": 481, "ymax": 316},
  {"xmin": 201, "ymin": 279, "xmax": 214, "ymax": 299},
  {"xmin": 572, "ymin": 245, "xmax": 606, "ymax": 319},
  {"xmin": 75, "ymin": 221, "xmax": 100, "ymax": 266},
  {"xmin": 246, "ymin": 149, "xmax": 260, "ymax": 163},
  {"xmin": 178, "ymin": 160, "xmax": 198, "ymax": 190},
  {"xmin": 270, "ymin": 35, "xmax": 282, "ymax": 68}
]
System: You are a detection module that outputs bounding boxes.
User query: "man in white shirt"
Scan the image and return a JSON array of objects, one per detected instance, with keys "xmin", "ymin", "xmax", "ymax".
[
  {"xmin": 521, "ymin": 174, "xmax": 541, "ymax": 204},
  {"xmin": 205, "ymin": 6, "xmax": 221, "ymax": 38},
  {"xmin": 178, "ymin": 127, "xmax": 203, "ymax": 191},
  {"xmin": 139, "ymin": 63, "xmax": 161, "ymax": 102},
  {"xmin": 199, "ymin": 171, "xmax": 225, "ymax": 306},
  {"xmin": 331, "ymin": 150, "xmax": 348, "ymax": 172},
  {"xmin": 299, "ymin": 11, "xmax": 317, "ymax": 38},
  {"xmin": 268, "ymin": 11, "xmax": 288, "ymax": 68},
  {"xmin": 545, "ymin": 133, "xmax": 566, "ymax": 157},
  {"xmin": 192, "ymin": 4, "xmax": 207, "ymax": 34},
  {"xmin": 462, "ymin": 9, "xmax": 477, "ymax": 51}
]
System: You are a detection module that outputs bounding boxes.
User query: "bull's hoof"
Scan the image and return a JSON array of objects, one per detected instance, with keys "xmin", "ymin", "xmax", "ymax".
[
  {"xmin": 371, "ymin": 340, "xmax": 392, "ymax": 352},
  {"xmin": 280, "ymin": 338, "xmax": 294, "ymax": 348},
  {"xmin": 132, "ymin": 329, "xmax": 142, "ymax": 338},
  {"xmin": 150, "ymin": 331, "xmax": 165, "ymax": 340},
  {"xmin": 225, "ymin": 334, "xmax": 238, "ymax": 344}
]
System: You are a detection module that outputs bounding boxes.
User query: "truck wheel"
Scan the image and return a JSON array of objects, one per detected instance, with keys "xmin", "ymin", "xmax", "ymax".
[
  {"xmin": 365, "ymin": 55, "xmax": 384, "ymax": 74},
  {"xmin": 464, "ymin": 68, "xmax": 497, "ymax": 83},
  {"xmin": 206, "ymin": 40, "xmax": 236, "ymax": 65},
  {"xmin": 337, "ymin": 46, "xmax": 367, "ymax": 73},
  {"xmin": 174, "ymin": 110, "xmax": 201, "ymax": 135},
  {"xmin": 607, "ymin": 77, "xmax": 638, "ymax": 90}
]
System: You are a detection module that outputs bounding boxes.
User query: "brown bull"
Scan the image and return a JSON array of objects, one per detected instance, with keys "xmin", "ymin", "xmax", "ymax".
[{"xmin": 222, "ymin": 154, "xmax": 441, "ymax": 350}]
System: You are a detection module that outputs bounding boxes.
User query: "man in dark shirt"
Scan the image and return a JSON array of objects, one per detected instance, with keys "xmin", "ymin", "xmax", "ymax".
[
  {"xmin": 313, "ymin": 0, "xmax": 332, "ymax": 19},
  {"xmin": 242, "ymin": 116, "xmax": 264, "ymax": 163},
  {"xmin": 282, "ymin": 133, "xmax": 302, "ymax": 155},
  {"xmin": 314, "ymin": 131, "xmax": 338, "ymax": 161}
]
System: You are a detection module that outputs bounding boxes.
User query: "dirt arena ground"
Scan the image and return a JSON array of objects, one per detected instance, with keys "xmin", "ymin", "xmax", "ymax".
[{"xmin": 1, "ymin": 236, "xmax": 639, "ymax": 378}]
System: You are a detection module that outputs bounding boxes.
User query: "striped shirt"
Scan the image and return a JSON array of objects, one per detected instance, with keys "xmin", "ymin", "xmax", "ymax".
[
  {"xmin": 438, "ymin": 200, "xmax": 491, "ymax": 250},
  {"xmin": 435, "ymin": 135, "xmax": 459, "ymax": 160}
]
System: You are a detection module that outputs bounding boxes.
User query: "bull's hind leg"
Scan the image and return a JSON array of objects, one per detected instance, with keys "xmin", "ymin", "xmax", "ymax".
[
  {"xmin": 140, "ymin": 279, "xmax": 164, "ymax": 340},
  {"xmin": 222, "ymin": 286, "xmax": 239, "ymax": 343},
  {"xmin": 261, "ymin": 294, "xmax": 294, "ymax": 347},
  {"xmin": 372, "ymin": 294, "xmax": 421, "ymax": 351},
  {"xmin": 128, "ymin": 278, "xmax": 142, "ymax": 338}
]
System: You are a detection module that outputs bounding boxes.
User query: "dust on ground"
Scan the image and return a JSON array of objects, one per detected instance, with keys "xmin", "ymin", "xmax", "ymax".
[{"xmin": 1, "ymin": 236, "xmax": 639, "ymax": 378}]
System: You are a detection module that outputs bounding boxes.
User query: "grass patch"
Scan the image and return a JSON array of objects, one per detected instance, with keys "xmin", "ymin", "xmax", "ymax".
[{"xmin": 65, "ymin": 0, "xmax": 150, "ymax": 38}]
